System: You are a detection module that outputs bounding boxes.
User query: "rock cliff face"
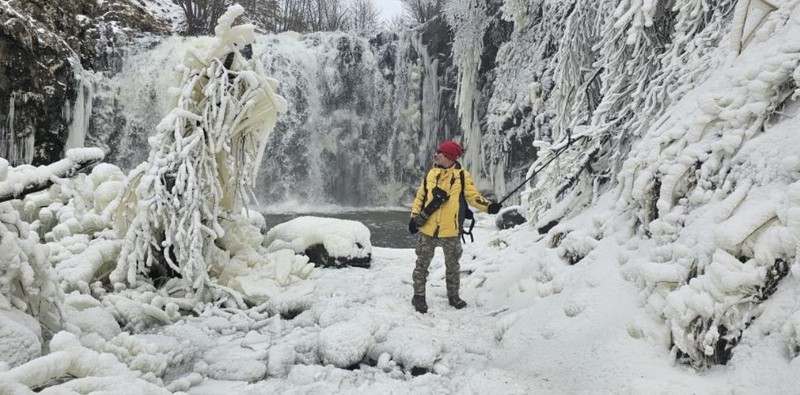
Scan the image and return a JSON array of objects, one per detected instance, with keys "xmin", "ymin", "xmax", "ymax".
[{"xmin": 0, "ymin": 0, "xmax": 167, "ymax": 165}]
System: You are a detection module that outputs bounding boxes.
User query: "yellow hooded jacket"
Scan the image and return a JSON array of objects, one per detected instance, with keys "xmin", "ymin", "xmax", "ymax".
[{"xmin": 411, "ymin": 162, "xmax": 492, "ymax": 238}]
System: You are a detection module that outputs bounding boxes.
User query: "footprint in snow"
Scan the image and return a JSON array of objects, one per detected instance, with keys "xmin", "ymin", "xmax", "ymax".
[{"xmin": 563, "ymin": 300, "xmax": 586, "ymax": 317}]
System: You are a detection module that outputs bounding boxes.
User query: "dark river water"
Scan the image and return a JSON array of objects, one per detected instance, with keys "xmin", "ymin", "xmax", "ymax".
[{"xmin": 261, "ymin": 208, "xmax": 416, "ymax": 249}]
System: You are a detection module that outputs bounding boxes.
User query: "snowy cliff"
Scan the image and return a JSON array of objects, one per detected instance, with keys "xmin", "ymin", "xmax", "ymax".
[
  {"xmin": 505, "ymin": 0, "xmax": 800, "ymax": 369},
  {"xmin": 0, "ymin": 0, "xmax": 169, "ymax": 167}
]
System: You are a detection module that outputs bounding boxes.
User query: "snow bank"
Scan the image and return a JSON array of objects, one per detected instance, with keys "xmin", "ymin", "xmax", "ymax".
[{"xmin": 264, "ymin": 216, "xmax": 372, "ymax": 265}]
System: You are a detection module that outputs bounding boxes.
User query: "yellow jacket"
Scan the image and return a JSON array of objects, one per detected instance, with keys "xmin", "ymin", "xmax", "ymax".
[{"xmin": 411, "ymin": 163, "xmax": 491, "ymax": 238}]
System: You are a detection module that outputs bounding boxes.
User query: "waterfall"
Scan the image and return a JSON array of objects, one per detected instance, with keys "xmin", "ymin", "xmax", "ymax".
[
  {"xmin": 65, "ymin": 66, "xmax": 95, "ymax": 151},
  {"xmin": 89, "ymin": 35, "xmax": 196, "ymax": 170},
  {"xmin": 90, "ymin": 30, "xmax": 453, "ymax": 207},
  {"xmin": 411, "ymin": 32, "xmax": 441, "ymax": 156},
  {"xmin": 249, "ymin": 32, "xmax": 398, "ymax": 206}
]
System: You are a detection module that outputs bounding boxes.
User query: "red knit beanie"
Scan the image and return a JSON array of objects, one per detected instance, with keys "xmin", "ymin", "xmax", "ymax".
[{"xmin": 437, "ymin": 141, "xmax": 462, "ymax": 161}]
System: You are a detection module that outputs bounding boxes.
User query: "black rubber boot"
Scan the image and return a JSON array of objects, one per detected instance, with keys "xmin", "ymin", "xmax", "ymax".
[
  {"xmin": 448, "ymin": 295, "xmax": 467, "ymax": 309},
  {"xmin": 412, "ymin": 295, "xmax": 428, "ymax": 314}
]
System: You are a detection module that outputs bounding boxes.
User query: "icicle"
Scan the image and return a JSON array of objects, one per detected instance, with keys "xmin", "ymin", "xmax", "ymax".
[
  {"xmin": 1, "ymin": 93, "xmax": 15, "ymax": 162},
  {"xmin": 65, "ymin": 65, "xmax": 95, "ymax": 151},
  {"xmin": 410, "ymin": 32, "xmax": 441, "ymax": 155},
  {"xmin": 447, "ymin": 0, "xmax": 491, "ymax": 183},
  {"xmin": 2, "ymin": 92, "xmax": 35, "ymax": 166}
]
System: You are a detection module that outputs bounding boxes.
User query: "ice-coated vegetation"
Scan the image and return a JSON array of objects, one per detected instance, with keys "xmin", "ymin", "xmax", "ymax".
[
  {"xmin": 507, "ymin": 0, "xmax": 800, "ymax": 368},
  {"xmin": 0, "ymin": 7, "xmax": 318, "ymax": 392},
  {"xmin": 111, "ymin": 5, "xmax": 290, "ymax": 304}
]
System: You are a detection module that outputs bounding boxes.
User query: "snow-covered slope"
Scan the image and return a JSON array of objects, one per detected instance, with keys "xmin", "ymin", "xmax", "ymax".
[{"xmin": 517, "ymin": 0, "xmax": 800, "ymax": 374}]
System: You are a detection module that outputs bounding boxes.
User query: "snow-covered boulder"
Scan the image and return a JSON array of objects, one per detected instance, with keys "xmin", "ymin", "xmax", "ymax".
[
  {"xmin": 0, "ymin": 308, "xmax": 42, "ymax": 368},
  {"xmin": 318, "ymin": 321, "xmax": 373, "ymax": 368},
  {"xmin": 264, "ymin": 216, "xmax": 372, "ymax": 268},
  {"xmin": 200, "ymin": 345, "xmax": 267, "ymax": 382},
  {"xmin": 367, "ymin": 326, "xmax": 442, "ymax": 374},
  {"xmin": 495, "ymin": 206, "xmax": 527, "ymax": 229},
  {"xmin": 556, "ymin": 229, "xmax": 598, "ymax": 265}
]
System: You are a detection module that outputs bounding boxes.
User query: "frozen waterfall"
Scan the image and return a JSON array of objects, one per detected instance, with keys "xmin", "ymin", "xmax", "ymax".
[{"xmin": 89, "ymin": 30, "xmax": 453, "ymax": 207}]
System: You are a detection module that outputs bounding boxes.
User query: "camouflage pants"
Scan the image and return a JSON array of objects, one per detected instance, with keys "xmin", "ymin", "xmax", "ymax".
[{"xmin": 413, "ymin": 234, "xmax": 463, "ymax": 297}]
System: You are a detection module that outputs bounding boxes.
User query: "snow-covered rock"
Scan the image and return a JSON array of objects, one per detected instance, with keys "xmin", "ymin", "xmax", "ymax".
[
  {"xmin": 495, "ymin": 206, "xmax": 527, "ymax": 229},
  {"xmin": 0, "ymin": 308, "xmax": 42, "ymax": 368},
  {"xmin": 264, "ymin": 216, "xmax": 373, "ymax": 268},
  {"xmin": 318, "ymin": 321, "xmax": 373, "ymax": 368}
]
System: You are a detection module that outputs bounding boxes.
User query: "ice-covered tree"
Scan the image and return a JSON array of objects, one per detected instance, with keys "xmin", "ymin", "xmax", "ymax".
[
  {"xmin": 0, "ymin": 183, "xmax": 61, "ymax": 366},
  {"xmin": 480, "ymin": 0, "xmax": 800, "ymax": 370},
  {"xmin": 404, "ymin": 0, "xmax": 445, "ymax": 25},
  {"xmin": 174, "ymin": 0, "xmax": 231, "ymax": 35},
  {"xmin": 524, "ymin": 0, "xmax": 738, "ymax": 228},
  {"xmin": 616, "ymin": 5, "xmax": 800, "ymax": 366},
  {"xmin": 349, "ymin": 0, "xmax": 381, "ymax": 34},
  {"xmin": 111, "ymin": 5, "xmax": 288, "ymax": 305}
]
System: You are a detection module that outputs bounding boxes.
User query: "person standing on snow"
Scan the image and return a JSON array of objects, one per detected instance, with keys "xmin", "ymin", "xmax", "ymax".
[{"xmin": 408, "ymin": 140, "xmax": 502, "ymax": 313}]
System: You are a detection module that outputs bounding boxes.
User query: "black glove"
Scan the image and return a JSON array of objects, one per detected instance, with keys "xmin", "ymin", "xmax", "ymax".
[
  {"xmin": 408, "ymin": 218, "xmax": 419, "ymax": 234},
  {"xmin": 487, "ymin": 202, "xmax": 502, "ymax": 214}
]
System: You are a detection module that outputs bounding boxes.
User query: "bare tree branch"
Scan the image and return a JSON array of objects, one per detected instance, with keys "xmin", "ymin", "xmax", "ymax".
[
  {"xmin": 349, "ymin": 0, "xmax": 380, "ymax": 33},
  {"xmin": 172, "ymin": 0, "xmax": 231, "ymax": 35},
  {"xmin": 401, "ymin": 0, "xmax": 443, "ymax": 25}
]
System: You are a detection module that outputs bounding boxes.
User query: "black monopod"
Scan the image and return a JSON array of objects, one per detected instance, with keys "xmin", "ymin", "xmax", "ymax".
[
  {"xmin": 497, "ymin": 67, "xmax": 602, "ymax": 205},
  {"xmin": 496, "ymin": 135, "xmax": 583, "ymax": 205}
]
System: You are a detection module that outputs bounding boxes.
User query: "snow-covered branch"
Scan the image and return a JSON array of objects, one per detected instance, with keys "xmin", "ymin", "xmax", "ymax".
[{"xmin": 0, "ymin": 148, "xmax": 104, "ymax": 203}]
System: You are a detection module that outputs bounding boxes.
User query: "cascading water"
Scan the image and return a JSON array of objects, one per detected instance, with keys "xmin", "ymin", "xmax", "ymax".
[
  {"xmin": 64, "ymin": 66, "xmax": 95, "ymax": 151},
  {"xmin": 253, "ymin": 32, "xmax": 396, "ymax": 206},
  {"xmin": 88, "ymin": 35, "xmax": 190, "ymax": 170},
  {"xmin": 89, "ymin": 29, "xmax": 454, "ymax": 206}
]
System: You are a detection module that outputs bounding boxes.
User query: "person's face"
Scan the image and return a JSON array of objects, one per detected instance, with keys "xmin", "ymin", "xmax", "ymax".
[{"xmin": 434, "ymin": 150, "xmax": 455, "ymax": 167}]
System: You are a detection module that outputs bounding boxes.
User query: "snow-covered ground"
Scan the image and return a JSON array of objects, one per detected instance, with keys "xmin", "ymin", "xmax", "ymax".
[
  {"xmin": 51, "ymin": 208, "xmax": 787, "ymax": 394},
  {"xmin": 3, "ymin": 201, "xmax": 798, "ymax": 393}
]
